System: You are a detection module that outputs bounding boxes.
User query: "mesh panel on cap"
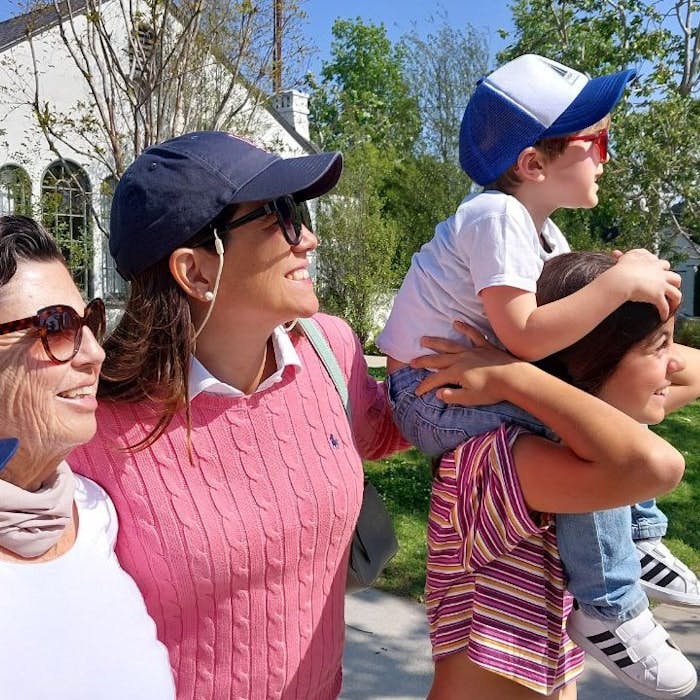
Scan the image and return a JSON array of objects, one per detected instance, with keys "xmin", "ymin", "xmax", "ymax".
[{"xmin": 461, "ymin": 88, "xmax": 543, "ymax": 185}]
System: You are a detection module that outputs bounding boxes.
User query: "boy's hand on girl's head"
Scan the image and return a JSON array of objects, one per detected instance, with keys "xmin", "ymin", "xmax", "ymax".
[
  {"xmin": 411, "ymin": 321, "xmax": 521, "ymax": 405},
  {"xmin": 610, "ymin": 248, "xmax": 682, "ymax": 319}
]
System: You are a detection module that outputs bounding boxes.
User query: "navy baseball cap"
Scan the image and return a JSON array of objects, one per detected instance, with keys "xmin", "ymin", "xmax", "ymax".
[
  {"xmin": 459, "ymin": 54, "xmax": 636, "ymax": 186},
  {"xmin": 110, "ymin": 131, "xmax": 343, "ymax": 279},
  {"xmin": 0, "ymin": 437, "xmax": 18, "ymax": 473}
]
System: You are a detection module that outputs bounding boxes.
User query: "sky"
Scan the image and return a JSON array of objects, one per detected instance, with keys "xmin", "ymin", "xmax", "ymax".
[
  {"xmin": 0, "ymin": 0, "xmax": 515, "ymax": 77},
  {"xmin": 299, "ymin": 0, "xmax": 514, "ymax": 77}
]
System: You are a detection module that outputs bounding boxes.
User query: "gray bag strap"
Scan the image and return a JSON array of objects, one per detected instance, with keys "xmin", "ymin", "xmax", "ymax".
[
  {"xmin": 298, "ymin": 317, "xmax": 396, "ymax": 591},
  {"xmin": 296, "ymin": 317, "xmax": 351, "ymax": 421}
]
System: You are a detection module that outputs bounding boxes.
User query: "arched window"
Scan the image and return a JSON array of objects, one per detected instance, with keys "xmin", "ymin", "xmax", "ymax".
[
  {"xmin": 99, "ymin": 176, "xmax": 127, "ymax": 299},
  {"xmin": 42, "ymin": 161, "xmax": 92, "ymax": 294},
  {"xmin": 0, "ymin": 164, "xmax": 32, "ymax": 215}
]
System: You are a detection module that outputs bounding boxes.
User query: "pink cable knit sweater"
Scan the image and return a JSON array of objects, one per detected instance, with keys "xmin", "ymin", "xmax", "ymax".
[{"xmin": 71, "ymin": 314, "xmax": 406, "ymax": 700}]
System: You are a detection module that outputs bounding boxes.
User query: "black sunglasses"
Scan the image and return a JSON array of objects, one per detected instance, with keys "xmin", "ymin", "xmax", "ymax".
[
  {"xmin": 217, "ymin": 195, "xmax": 313, "ymax": 246},
  {"xmin": 0, "ymin": 298, "xmax": 106, "ymax": 364}
]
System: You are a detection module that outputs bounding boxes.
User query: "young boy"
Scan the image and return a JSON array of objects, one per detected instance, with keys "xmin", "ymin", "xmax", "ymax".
[{"xmin": 377, "ymin": 54, "xmax": 699, "ymax": 697}]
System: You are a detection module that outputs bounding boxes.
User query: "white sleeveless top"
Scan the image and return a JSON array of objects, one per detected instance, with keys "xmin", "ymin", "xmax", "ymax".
[{"xmin": 0, "ymin": 475, "xmax": 175, "ymax": 699}]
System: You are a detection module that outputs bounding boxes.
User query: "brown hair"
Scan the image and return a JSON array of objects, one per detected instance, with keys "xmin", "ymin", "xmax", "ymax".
[
  {"xmin": 0, "ymin": 215, "xmax": 65, "ymax": 286},
  {"xmin": 485, "ymin": 116, "xmax": 612, "ymax": 195},
  {"xmin": 535, "ymin": 251, "xmax": 663, "ymax": 394},
  {"xmin": 98, "ymin": 204, "xmax": 239, "ymax": 450}
]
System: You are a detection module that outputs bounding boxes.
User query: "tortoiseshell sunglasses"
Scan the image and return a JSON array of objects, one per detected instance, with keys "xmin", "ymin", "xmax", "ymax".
[{"xmin": 0, "ymin": 298, "xmax": 106, "ymax": 364}]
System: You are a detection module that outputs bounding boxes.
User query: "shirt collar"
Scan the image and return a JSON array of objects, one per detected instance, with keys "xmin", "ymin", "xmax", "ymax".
[{"xmin": 188, "ymin": 325, "xmax": 302, "ymax": 399}]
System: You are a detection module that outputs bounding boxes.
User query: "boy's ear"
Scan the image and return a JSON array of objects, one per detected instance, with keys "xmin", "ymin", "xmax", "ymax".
[{"xmin": 515, "ymin": 146, "xmax": 546, "ymax": 182}]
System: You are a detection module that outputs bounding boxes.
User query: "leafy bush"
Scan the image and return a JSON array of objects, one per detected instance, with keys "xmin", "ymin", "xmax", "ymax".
[{"xmin": 675, "ymin": 317, "xmax": 700, "ymax": 348}]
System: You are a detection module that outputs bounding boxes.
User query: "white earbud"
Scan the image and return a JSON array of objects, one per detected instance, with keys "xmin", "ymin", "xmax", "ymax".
[{"xmin": 194, "ymin": 229, "xmax": 223, "ymax": 338}]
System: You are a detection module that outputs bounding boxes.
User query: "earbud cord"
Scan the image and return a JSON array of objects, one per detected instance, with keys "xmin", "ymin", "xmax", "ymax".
[
  {"xmin": 191, "ymin": 231, "xmax": 268, "ymax": 388},
  {"xmin": 194, "ymin": 230, "xmax": 224, "ymax": 339}
]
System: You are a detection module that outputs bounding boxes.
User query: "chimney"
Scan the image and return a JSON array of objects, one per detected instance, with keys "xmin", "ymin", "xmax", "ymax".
[{"xmin": 273, "ymin": 89, "xmax": 310, "ymax": 141}]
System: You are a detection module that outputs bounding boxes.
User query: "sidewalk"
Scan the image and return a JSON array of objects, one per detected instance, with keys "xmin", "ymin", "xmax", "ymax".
[{"xmin": 343, "ymin": 588, "xmax": 700, "ymax": 699}]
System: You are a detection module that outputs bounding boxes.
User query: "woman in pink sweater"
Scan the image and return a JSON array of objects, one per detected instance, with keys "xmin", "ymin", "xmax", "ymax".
[
  {"xmin": 68, "ymin": 132, "xmax": 640, "ymax": 699},
  {"xmin": 69, "ymin": 131, "xmax": 409, "ymax": 700}
]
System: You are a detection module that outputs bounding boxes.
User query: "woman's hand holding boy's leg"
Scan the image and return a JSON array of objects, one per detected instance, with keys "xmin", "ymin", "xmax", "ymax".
[{"xmin": 412, "ymin": 320, "xmax": 525, "ymax": 406}]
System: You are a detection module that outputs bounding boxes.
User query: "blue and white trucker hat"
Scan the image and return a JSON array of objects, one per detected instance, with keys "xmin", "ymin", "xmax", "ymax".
[{"xmin": 459, "ymin": 54, "xmax": 636, "ymax": 186}]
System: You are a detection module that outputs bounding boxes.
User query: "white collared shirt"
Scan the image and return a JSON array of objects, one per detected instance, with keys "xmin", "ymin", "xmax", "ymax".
[{"xmin": 188, "ymin": 325, "xmax": 302, "ymax": 399}]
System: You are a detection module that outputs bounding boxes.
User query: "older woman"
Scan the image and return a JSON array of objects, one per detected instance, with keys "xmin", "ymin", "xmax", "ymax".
[{"xmin": 0, "ymin": 215, "xmax": 174, "ymax": 699}]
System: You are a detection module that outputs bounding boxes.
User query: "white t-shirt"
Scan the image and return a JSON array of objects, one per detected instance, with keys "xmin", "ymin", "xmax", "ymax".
[
  {"xmin": 0, "ymin": 475, "xmax": 175, "ymax": 700},
  {"xmin": 377, "ymin": 190, "xmax": 570, "ymax": 362}
]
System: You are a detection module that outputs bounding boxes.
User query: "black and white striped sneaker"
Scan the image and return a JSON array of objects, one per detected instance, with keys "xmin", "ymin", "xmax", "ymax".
[
  {"xmin": 637, "ymin": 538, "xmax": 700, "ymax": 607},
  {"xmin": 567, "ymin": 605, "xmax": 697, "ymax": 698}
]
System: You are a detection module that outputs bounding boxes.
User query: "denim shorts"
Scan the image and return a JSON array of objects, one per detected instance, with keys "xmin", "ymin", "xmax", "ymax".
[{"xmin": 386, "ymin": 365, "xmax": 550, "ymax": 456}]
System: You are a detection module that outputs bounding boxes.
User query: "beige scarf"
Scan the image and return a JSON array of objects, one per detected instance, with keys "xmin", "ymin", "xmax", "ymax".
[{"xmin": 0, "ymin": 461, "xmax": 75, "ymax": 558}]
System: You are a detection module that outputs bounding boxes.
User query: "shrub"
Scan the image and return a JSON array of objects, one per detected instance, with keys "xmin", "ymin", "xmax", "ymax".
[{"xmin": 675, "ymin": 317, "xmax": 700, "ymax": 348}]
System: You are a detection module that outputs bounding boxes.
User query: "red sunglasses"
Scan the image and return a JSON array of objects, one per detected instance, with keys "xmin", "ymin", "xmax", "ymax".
[
  {"xmin": 563, "ymin": 129, "xmax": 609, "ymax": 162},
  {"xmin": 0, "ymin": 298, "xmax": 106, "ymax": 364}
]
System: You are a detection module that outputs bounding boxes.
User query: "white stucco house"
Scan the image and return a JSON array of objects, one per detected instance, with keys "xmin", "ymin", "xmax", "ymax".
[{"xmin": 0, "ymin": 1, "xmax": 316, "ymax": 305}]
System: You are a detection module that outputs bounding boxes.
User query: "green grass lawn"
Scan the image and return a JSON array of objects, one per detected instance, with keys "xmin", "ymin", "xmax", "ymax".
[{"xmin": 365, "ymin": 399, "xmax": 700, "ymax": 602}]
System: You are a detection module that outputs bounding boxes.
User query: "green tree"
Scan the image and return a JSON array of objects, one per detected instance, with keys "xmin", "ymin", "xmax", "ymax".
[
  {"xmin": 504, "ymin": 0, "xmax": 675, "ymax": 95},
  {"xmin": 307, "ymin": 16, "xmax": 423, "ymax": 340},
  {"xmin": 382, "ymin": 154, "xmax": 470, "ymax": 273},
  {"xmin": 501, "ymin": 0, "xmax": 700, "ymax": 251},
  {"xmin": 400, "ymin": 13, "xmax": 489, "ymax": 163},
  {"xmin": 307, "ymin": 18, "xmax": 420, "ymax": 154},
  {"xmin": 384, "ymin": 14, "xmax": 489, "ymax": 272},
  {"xmin": 308, "ymin": 14, "xmax": 485, "ymax": 287},
  {"xmin": 315, "ymin": 144, "xmax": 401, "ymax": 347}
]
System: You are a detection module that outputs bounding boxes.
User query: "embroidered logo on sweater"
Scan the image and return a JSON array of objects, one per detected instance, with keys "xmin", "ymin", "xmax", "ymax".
[{"xmin": 329, "ymin": 434, "xmax": 339, "ymax": 448}]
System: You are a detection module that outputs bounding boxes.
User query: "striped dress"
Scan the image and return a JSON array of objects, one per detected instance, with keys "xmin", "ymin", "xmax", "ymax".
[{"xmin": 425, "ymin": 424, "xmax": 585, "ymax": 695}]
